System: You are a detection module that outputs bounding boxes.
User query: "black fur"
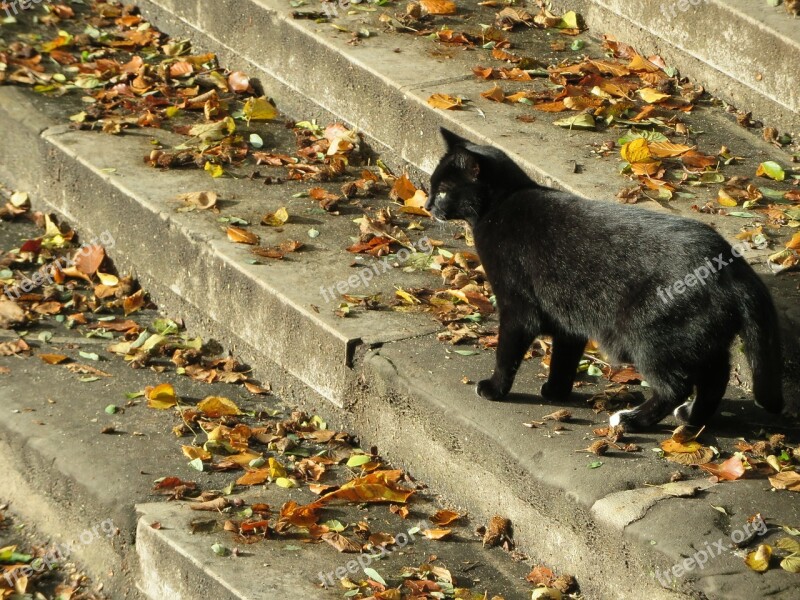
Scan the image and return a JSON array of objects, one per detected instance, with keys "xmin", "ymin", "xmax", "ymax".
[{"xmin": 427, "ymin": 128, "xmax": 784, "ymax": 430}]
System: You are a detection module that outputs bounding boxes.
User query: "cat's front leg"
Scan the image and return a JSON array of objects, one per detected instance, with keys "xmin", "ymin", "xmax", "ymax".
[{"xmin": 477, "ymin": 315, "xmax": 537, "ymax": 401}]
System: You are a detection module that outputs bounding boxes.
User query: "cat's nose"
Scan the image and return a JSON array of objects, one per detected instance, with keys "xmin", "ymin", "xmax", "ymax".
[{"xmin": 424, "ymin": 193, "xmax": 436, "ymax": 211}]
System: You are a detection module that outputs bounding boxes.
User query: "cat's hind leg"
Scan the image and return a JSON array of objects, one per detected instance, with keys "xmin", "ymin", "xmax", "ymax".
[
  {"xmin": 674, "ymin": 351, "xmax": 730, "ymax": 427},
  {"xmin": 477, "ymin": 313, "xmax": 538, "ymax": 401},
  {"xmin": 610, "ymin": 373, "xmax": 692, "ymax": 431},
  {"xmin": 541, "ymin": 335, "xmax": 588, "ymax": 400}
]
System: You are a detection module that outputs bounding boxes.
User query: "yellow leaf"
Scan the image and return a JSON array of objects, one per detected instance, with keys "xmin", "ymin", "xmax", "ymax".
[
  {"xmin": 275, "ymin": 477, "xmax": 297, "ymax": 488},
  {"xmin": 261, "ymin": 206, "xmax": 289, "ymax": 226},
  {"xmin": 269, "ymin": 457, "xmax": 287, "ymax": 479},
  {"xmin": 197, "ymin": 396, "xmax": 242, "ymax": 417},
  {"xmin": 204, "ymin": 162, "xmax": 225, "ymax": 178},
  {"xmin": 227, "ymin": 451, "xmax": 262, "ymax": 468},
  {"xmin": 243, "ymin": 96, "xmax": 277, "ymax": 122},
  {"xmin": 146, "ymin": 383, "xmax": 178, "ymax": 409},
  {"xmin": 427, "ymin": 93, "xmax": 462, "ymax": 110},
  {"xmin": 628, "ymin": 55, "xmax": 662, "ymax": 73},
  {"xmin": 620, "ymin": 138, "xmax": 653, "ymax": 164},
  {"xmin": 182, "ymin": 445, "xmax": 211, "ymax": 461},
  {"xmin": 638, "ymin": 88, "xmax": 671, "ymax": 103},
  {"xmin": 744, "ymin": 544, "xmax": 772, "ymax": 572},
  {"xmin": 717, "ymin": 189, "xmax": 738, "ymax": 207},
  {"xmin": 660, "ymin": 439, "xmax": 701, "ymax": 453},
  {"xmin": 786, "ymin": 232, "xmax": 800, "ymax": 251},
  {"xmin": 97, "ymin": 272, "xmax": 119, "ymax": 286},
  {"xmin": 648, "ymin": 141, "xmax": 693, "ymax": 158}
]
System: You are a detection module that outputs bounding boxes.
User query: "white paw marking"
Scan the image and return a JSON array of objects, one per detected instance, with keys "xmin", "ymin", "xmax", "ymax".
[{"xmin": 673, "ymin": 401, "xmax": 691, "ymax": 418}]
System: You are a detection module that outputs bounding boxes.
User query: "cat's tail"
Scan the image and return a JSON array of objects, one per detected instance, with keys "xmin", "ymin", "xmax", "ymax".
[{"xmin": 737, "ymin": 270, "xmax": 783, "ymax": 414}]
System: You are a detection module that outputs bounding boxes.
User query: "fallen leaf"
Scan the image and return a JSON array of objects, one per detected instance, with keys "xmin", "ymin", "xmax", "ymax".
[
  {"xmin": 756, "ymin": 161, "xmax": 785, "ymax": 182},
  {"xmin": 261, "ymin": 207, "xmax": 289, "ymax": 227},
  {"xmin": 197, "ymin": 396, "xmax": 242, "ymax": 417},
  {"xmin": 146, "ymin": 383, "xmax": 178, "ymax": 409},
  {"xmin": 419, "ymin": 0, "xmax": 456, "ymax": 15},
  {"xmin": 769, "ymin": 471, "xmax": 800, "ymax": 492},
  {"xmin": 430, "ymin": 509, "xmax": 462, "ymax": 526},
  {"xmin": 422, "ymin": 528, "xmax": 452, "ymax": 540},
  {"xmin": 321, "ymin": 532, "xmax": 362, "ymax": 553},
  {"xmin": 427, "ymin": 93, "xmax": 462, "ymax": 110},
  {"xmin": 39, "ymin": 354, "xmax": 69, "ymax": 365},
  {"xmin": 700, "ymin": 456, "xmax": 746, "ymax": 481},
  {"xmin": 227, "ymin": 226, "xmax": 259, "ymax": 245},
  {"xmin": 744, "ymin": 544, "xmax": 772, "ymax": 572}
]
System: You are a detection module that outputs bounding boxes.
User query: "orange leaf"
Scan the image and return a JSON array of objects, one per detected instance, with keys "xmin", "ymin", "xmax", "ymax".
[
  {"xmin": 40, "ymin": 353, "xmax": 69, "ymax": 365},
  {"xmin": 74, "ymin": 245, "xmax": 105, "ymax": 276},
  {"xmin": 227, "ymin": 226, "xmax": 259, "ymax": 245},
  {"xmin": 769, "ymin": 471, "xmax": 800, "ymax": 491},
  {"xmin": 422, "ymin": 528, "xmax": 452, "ymax": 540},
  {"xmin": 786, "ymin": 232, "xmax": 800, "ymax": 251},
  {"xmin": 699, "ymin": 456, "xmax": 746, "ymax": 481},
  {"xmin": 420, "ymin": 0, "xmax": 457, "ymax": 15},
  {"xmin": 480, "ymin": 84, "xmax": 505, "ymax": 103},
  {"xmin": 237, "ymin": 468, "xmax": 270, "ymax": 486},
  {"xmin": 430, "ymin": 509, "xmax": 462, "ymax": 526},
  {"xmin": 427, "ymin": 93, "xmax": 462, "ymax": 110},
  {"xmin": 123, "ymin": 289, "xmax": 145, "ymax": 316}
]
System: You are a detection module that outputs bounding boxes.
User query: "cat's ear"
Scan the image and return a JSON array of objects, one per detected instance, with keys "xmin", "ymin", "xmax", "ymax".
[
  {"xmin": 454, "ymin": 147, "xmax": 481, "ymax": 180},
  {"xmin": 440, "ymin": 127, "xmax": 470, "ymax": 152}
]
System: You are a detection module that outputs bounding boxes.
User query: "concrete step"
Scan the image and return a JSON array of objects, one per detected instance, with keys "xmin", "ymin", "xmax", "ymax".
[
  {"xmin": 552, "ymin": 0, "xmax": 800, "ymax": 133},
  {"xmin": 2, "ymin": 1, "xmax": 800, "ymax": 599}
]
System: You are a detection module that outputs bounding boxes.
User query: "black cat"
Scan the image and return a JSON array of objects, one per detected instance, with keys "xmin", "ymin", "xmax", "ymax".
[{"xmin": 426, "ymin": 127, "xmax": 783, "ymax": 430}]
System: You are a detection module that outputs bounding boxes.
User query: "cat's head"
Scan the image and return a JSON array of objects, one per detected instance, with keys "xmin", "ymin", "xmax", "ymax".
[{"xmin": 426, "ymin": 128, "xmax": 531, "ymax": 225}]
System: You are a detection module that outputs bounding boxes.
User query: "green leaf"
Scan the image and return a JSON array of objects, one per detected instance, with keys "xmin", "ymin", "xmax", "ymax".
[
  {"xmin": 553, "ymin": 113, "xmax": 596, "ymax": 130},
  {"xmin": 570, "ymin": 39, "xmax": 585, "ymax": 51},
  {"xmin": 211, "ymin": 543, "xmax": 229, "ymax": 556},
  {"xmin": 347, "ymin": 454, "xmax": 372, "ymax": 467},
  {"xmin": 728, "ymin": 211, "xmax": 757, "ymax": 218},
  {"xmin": 618, "ymin": 129, "xmax": 668, "ymax": 145},
  {"xmin": 587, "ymin": 364, "xmax": 603, "ymax": 377},
  {"xmin": 588, "ymin": 461, "xmax": 603, "ymax": 469},
  {"xmin": 323, "ymin": 520, "xmax": 346, "ymax": 532},
  {"xmin": 188, "ymin": 458, "xmax": 204, "ymax": 471},
  {"xmin": 757, "ymin": 161, "xmax": 785, "ymax": 181},
  {"xmin": 79, "ymin": 351, "xmax": 100, "ymax": 361},
  {"xmin": 363, "ymin": 567, "xmax": 387, "ymax": 586},
  {"xmin": 249, "ymin": 133, "xmax": 264, "ymax": 148},
  {"xmin": 105, "ymin": 404, "xmax": 118, "ymax": 414}
]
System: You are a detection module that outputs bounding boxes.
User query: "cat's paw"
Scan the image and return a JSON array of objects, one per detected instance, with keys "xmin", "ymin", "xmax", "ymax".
[
  {"xmin": 476, "ymin": 379, "xmax": 506, "ymax": 402},
  {"xmin": 541, "ymin": 381, "xmax": 572, "ymax": 401},
  {"xmin": 673, "ymin": 401, "xmax": 692, "ymax": 424},
  {"xmin": 609, "ymin": 409, "xmax": 646, "ymax": 432}
]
